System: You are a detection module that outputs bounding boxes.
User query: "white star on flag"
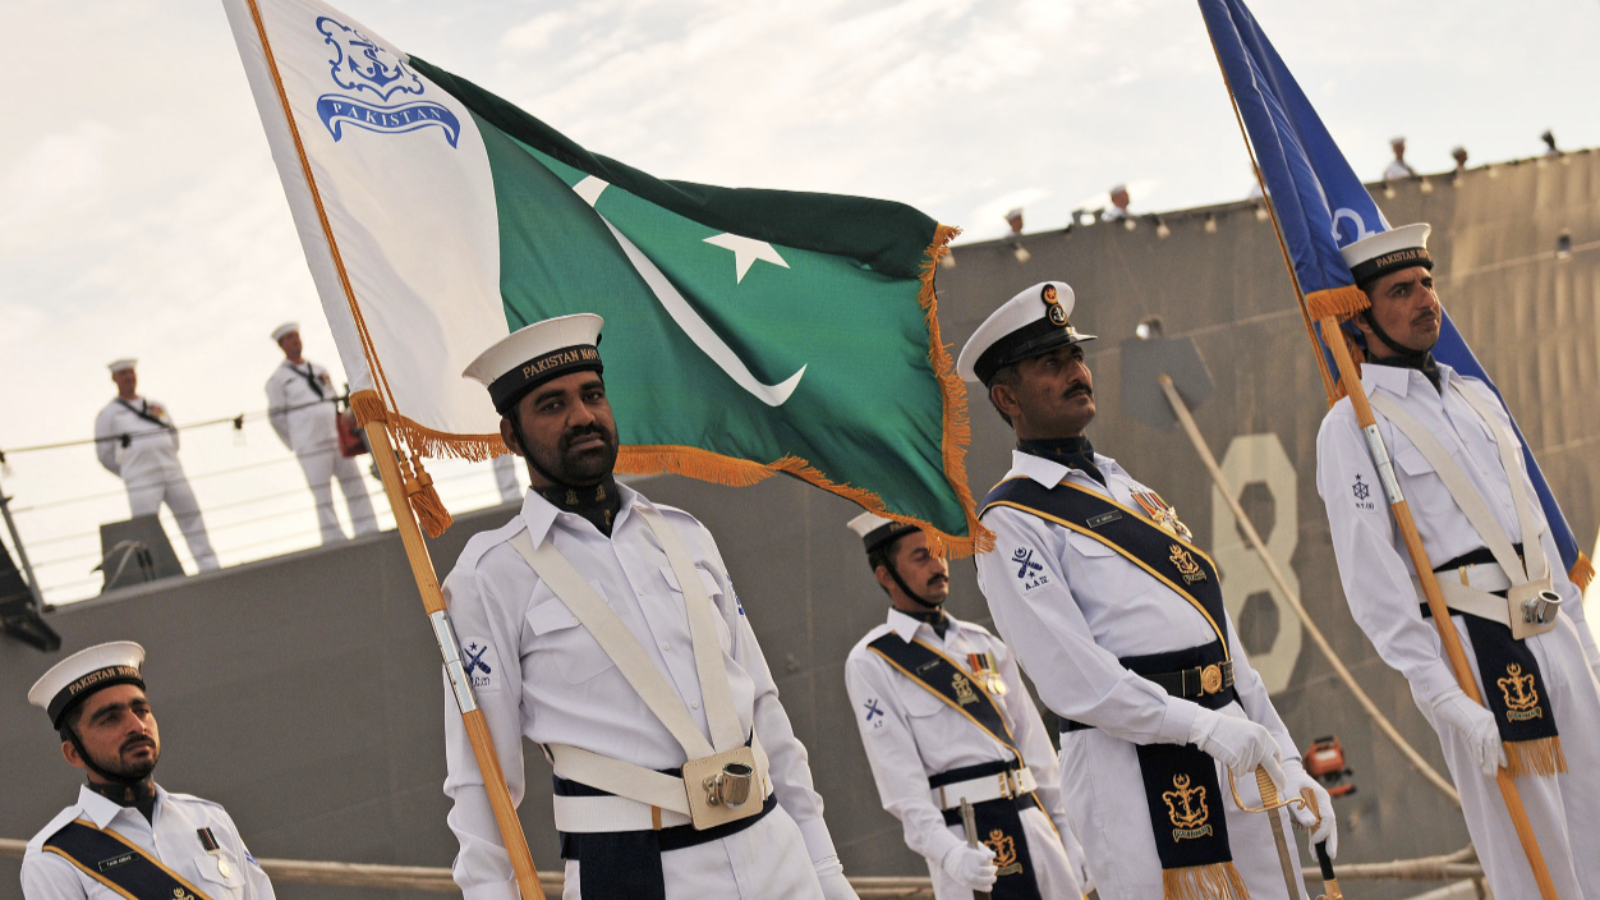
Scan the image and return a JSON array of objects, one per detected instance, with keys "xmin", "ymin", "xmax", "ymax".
[{"xmin": 703, "ymin": 233, "xmax": 790, "ymax": 283}]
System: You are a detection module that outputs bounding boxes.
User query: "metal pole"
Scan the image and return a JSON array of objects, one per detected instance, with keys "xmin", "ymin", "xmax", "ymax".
[
  {"xmin": 0, "ymin": 472, "xmax": 43, "ymax": 606},
  {"xmin": 1157, "ymin": 374, "xmax": 1461, "ymax": 807}
]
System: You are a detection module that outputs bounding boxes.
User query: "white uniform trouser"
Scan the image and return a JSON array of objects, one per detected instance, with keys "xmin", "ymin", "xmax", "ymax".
[
  {"xmin": 561, "ymin": 804, "xmax": 823, "ymax": 900},
  {"xmin": 297, "ymin": 445, "xmax": 378, "ymax": 544},
  {"xmin": 1416, "ymin": 613, "xmax": 1600, "ymax": 900},
  {"xmin": 1059, "ymin": 702, "xmax": 1307, "ymax": 900},
  {"xmin": 125, "ymin": 465, "xmax": 218, "ymax": 571},
  {"xmin": 928, "ymin": 805, "xmax": 1077, "ymax": 900}
]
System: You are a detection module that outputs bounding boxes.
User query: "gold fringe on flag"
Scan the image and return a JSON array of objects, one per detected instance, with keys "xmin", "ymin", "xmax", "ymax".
[
  {"xmin": 1162, "ymin": 861, "xmax": 1249, "ymax": 900},
  {"xmin": 1571, "ymin": 552, "xmax": 1596, "ymax": 592},
  {"xmin": 1506, "ymin": 736, "xmax": 1568, "ymax": 780},
  {"xmin": 350, "ymin": 390, "xmax": 458, "ymax": 537},
  {"xmin": 1306, "ymin": 284, "xmax": 1370, "ymax": 322}
]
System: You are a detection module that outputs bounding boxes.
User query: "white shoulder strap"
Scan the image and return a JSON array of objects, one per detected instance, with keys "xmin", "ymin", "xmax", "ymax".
[
  {"xmin": 508, "ymin": 529, "xmax": 715, "ymax": 760},
  {"xmin": 633, "ymin": 504, "xmax": 746, "ymax": 754},
  {"xmin": 1369, "ymin": 392, "xmax": 1529, "ymax": 584},
  {"xmin": 1448, "ymin": 381, "xmax": 1548, "ymax": 582}
]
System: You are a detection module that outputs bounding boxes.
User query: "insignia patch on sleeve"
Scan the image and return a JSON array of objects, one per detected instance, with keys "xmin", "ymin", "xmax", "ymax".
[
  {"xmin": 460, "ymin": 639, "xmax": 501, "ymax": 693},
  {"xmin": 863, "ymin": 698, "xmax": 885, "ymax": 729},
  {"xmin": 1012, "ymin": 547, "xmax": 1051, "ymax": 592},
  {"xmin": 1351, "ymin": 474, "xmax": 1378, "ymax": 511}
]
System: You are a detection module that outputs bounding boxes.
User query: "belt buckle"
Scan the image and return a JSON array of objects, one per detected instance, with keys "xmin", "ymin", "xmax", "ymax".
[{"xmin": 1200, "ymin": 664, "xmax": 1224, "ymax": 695}]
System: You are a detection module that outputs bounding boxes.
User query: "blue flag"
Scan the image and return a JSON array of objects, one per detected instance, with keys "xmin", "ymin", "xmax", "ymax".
[{"xmin": 1199, "ymin": 0, "xmax": 1590, "ymax": 585}]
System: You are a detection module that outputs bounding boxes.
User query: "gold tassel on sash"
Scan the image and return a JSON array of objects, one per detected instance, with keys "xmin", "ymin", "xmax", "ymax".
[
  {"xmin": 1506, "ymin": 735, "xmax": 1569, "ymax": 779},
  {"xmin": 1162, "ymin": 861, "xmax": 1249, "ymax": 900}
]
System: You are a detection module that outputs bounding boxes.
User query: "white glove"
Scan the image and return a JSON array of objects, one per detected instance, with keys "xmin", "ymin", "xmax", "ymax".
[
  {"xmin": 941, "ymin": 843, "xmax": 999, "ymax": 891},
  {"xmin": 1189, "ymin": 707, "xmax": 1287, "ymax": 795},
  {"xmin": 1281, "ymin": 759, "xmax": 1338, "ymax": 859},
  {"xmin": 813, "ymin": 855, "xmax": 860, "ymax": 900},
  {"xmin": 1430, "ymin": 685, "xmax": 1506, "ymax": 778}
]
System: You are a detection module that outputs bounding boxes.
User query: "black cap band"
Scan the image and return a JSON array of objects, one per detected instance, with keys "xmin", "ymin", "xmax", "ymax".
[
  {"xmin": 863, "ymin": 521, "xmax": 921, "ymax": 554},
  {"xmin": 488, "ymin": 344, "xmax": 603, "ymax": 414},
  {"xmin": 48, "ymin": 665, "xmax": 144, "ymax": 728},
  {"xmin": 975, "ymin": 319, "xmax": 1087, "ymax": 385},
  {"xmin": 1351, "ymin": 247, "xmax": 1433, "ymax": 288}
]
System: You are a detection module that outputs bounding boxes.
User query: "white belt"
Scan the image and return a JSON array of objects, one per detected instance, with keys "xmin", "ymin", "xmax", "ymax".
[
  {"xmin": 1413, "ymin": 562, "xmax": 1560, "ymax": 636},
  {"xmin": 932, "ymin": 767, "xmax": 1037, "ymax": 810},
  {"xmin": 552, "ymin": 794, "xmax": 693, "ymax": 834},
  {"xmin": 545, "ymin": 738, "xmax": 772, "ymax": 833}
]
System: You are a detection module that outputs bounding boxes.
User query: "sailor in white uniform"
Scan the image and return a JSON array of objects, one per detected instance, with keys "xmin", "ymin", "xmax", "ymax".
[
  {"xmin": 959, "ymin": 283, "xmax": 1335, "ymax": 900},
  {"xmin": 441, "ymin": 314, "xmax": 858, "ymax": 900},
  {"xmin": 21, "ymin": 641, "xmax": 275, "ymax": 900},
  {"xmin": 1314, "ymin": 224, "xmax": 1600, "ymax": 900},
  {"xmin": 1383, "ymin": 137, "xmax": 1416, "ymax": 182},
  {"xmin": 843, "ymin": 512, "xmax": 1089, "ymax": 900},
  {"xmin": 265, "ymin": 323, "xmax": 377, "ymax": 544},
  {"xmin": 93, "ymin": 360, "xmax": 218, "ymax": 571}
]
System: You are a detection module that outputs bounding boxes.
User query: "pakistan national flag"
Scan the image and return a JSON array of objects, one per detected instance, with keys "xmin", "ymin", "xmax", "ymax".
[{"xmin": 225, "ymin": 0, "xmax": 984, "ymax": 551}]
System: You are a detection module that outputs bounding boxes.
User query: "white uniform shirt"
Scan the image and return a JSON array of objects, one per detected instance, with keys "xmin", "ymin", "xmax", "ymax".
[
  {"xmin": 441, "ymin": 484, "xmax": 837, "ymax": 898},
  {"xmin": 265, "ymin": 360, "xmax": 337, "ymax": 452},
  {"xmin": 1384, "ymin": 159, "xmax": 1417, "ymax": 181},
  {"xmin": 21, "ymin": 785, "xmax": 274, "ymax": 900},
  {"xmin": 845, "ymin": 608, "xmax": 1081, "ymax": 867},
  {"xmin": 976, "ymin": 450, "xmax": 1299, "ymax": 759},
  {"xmin": 1315, "ymin": 361, "xmax": 1600, "ymax": 705},
  {"xmin": 94, "ymin": 398, "xmax": 179, "ymax": 481}
]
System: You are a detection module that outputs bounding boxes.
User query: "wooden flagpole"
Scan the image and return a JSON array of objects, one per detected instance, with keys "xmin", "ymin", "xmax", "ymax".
[
  {"xmin": 241, "ymin": 2, "xmax": 544, "ymax": 896},
  {"xmin": 1200, "ymin": 18, "xmax": 1557, "ymax": 898}
]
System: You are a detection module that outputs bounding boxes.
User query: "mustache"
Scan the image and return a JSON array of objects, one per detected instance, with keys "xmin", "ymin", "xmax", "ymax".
[
  {"xmin": 1412, "ymin": 309, "xmax": 1439, "ymax": 326},
  {"xmin": 560, "ymin": 423, "xmax": 613, "ymax": 452},
  {"xmin": 120, "ymin": 735, "xmax": 154, "ymax": 754},
  {"xmin": 1064, "ymin": 380, "xmax": 1093, "ymax": 399},
  {"xmin": 924, "ymin": 573, "xmax": 949, "ymax": 588}
]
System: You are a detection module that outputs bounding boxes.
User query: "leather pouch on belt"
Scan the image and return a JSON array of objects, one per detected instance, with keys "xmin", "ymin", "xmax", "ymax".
[
  {"xmin": 682, "ymin": 746, "xmax": 763, "ymax": 830},
  {"xmin": 1508, "ymin": 577, "xmax": 1561, "ymax": 641}
]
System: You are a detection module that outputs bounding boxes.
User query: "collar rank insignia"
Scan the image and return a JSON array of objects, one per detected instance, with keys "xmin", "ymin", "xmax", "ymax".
[
  {"xmin": 1498, "ymin": 664, "xmax": 1543, "ymax": 722},
  {"xmin": 984, "ymin": 828, "xmax": 1024, "ymax": 876},
  {"xmin": 1133, "ymin": 490, "xmax": 1193, "ymax": 541},
  {"xmin": 967, "ymin": 652, "xmax": 1008, "ymax": 696},
  {"xmin": 1169, "ymin": 544, "xmax": 1207, "ymax": 585},
  {"xmin": 1162, "ymin": 774, "xmax": 1213, "ymax": 841},
  {"xmin": 951, "ymin": 672, "xmax": 980, "ymax": 706}
]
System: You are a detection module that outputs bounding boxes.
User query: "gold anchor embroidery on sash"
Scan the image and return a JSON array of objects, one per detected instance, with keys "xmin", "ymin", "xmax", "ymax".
[
  {"xmin": 984, "ymin": 828, "xmax": 1024, "ymax": 876},
  {"xmin": 1498, "ymin": 663, "xmax": 1543, "ymax": 722},
  {"xmin": 172, "ymin": 889, "xmax": 199, "ymax": 900},
  {"xmin": 1169, "ymin": 544, "xmax": 1207, "ymax": 584},
  {"xmin": 951, "ymin": 672, "xmax": 979, "ymax": 706},
  {"xmin": 1162, "ymin": 774, "xmax": 1214, "ymax": 841}
]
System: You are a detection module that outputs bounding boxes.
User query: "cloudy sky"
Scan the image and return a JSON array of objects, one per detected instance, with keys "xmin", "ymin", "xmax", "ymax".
[{"xmin": 3, "ymin": 0, "xmax": 1598, "ymax": 602}]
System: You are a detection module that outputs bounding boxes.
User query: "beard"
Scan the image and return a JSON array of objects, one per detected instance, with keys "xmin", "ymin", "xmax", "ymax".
[
  {"xmin": 530, "ymin": 422, "xmax": 619, "ymax": 486},
  {"xmin": 90, "ymin": 735, "xmax": 160, "ymax": 781}
]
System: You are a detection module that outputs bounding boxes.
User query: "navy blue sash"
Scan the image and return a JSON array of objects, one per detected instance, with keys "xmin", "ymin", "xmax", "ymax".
[
  {"xmin": 867, "ymin": 635, "xmax": 1021, "ymax": 758},
  {"xmin": 42, "ymin": 819, "xmax": 215, "ymax": 900},
  {"xmin": 981, "ymin": 475, "xmax": 1248, "ymax": 896}
]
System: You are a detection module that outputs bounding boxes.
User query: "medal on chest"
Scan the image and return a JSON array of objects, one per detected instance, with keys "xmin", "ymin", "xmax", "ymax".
[
  {"xmin": 966, "ymin": 651, "xmax": 1008, "ymax": 696},
  {"xmin": 1132, "ymin": 489, "xmax": 1193, "ymax": 541}
]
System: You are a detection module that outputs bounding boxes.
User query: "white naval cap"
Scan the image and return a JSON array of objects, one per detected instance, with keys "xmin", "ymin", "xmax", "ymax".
[
  {"xmin": 271, "ymin": 322, "xmax": 300, "ymax": 342},
  {"xmin": 1003, "ymin": 207, "xmax": 1024, "ymax": 222},
  {"xmin": 847, "ymin": 511, "xmax": 921, "ymax": 554},
  {"xmin": 464, "ymin": 313, "xmax": 605, "ymax": 414},
  {"xmin": 107, "ymin": 359, "xmax": 137, "ymax": 373},
  {"xmin": 1109, "ymin": 183, "xmax": 1128, "ymax": 195},
  {"xmin": 956, "ymin": 281, "xmax": 1096, "ymax": 385},
  {"xmin": 1340, "ymin": 223, "xmax": 1433, "ymax": 287},
  {"xmin": 29, "ymin": 641, "xmax": 146, "ymax": 729}
]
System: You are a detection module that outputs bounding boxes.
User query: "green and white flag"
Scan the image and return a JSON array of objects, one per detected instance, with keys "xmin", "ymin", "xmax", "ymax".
[{"xmin": 224, "ymin": 0, "xmax": 986, "ymax": 552}]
